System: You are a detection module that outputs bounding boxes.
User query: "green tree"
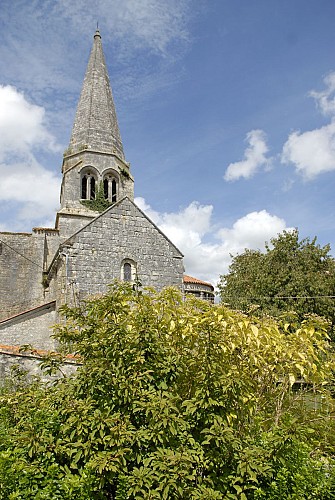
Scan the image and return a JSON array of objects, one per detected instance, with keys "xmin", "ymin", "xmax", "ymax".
[
  {"xmin": 0, "ymin": 283, "xmax": 335, "ymax": 499},
  {"xmin": 218, "ymin": 230, "xmax": 335, "ymax": 329}
]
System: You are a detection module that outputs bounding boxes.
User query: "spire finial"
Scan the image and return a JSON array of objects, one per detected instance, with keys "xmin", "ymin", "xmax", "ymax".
[{"xmin": 94, "ymin": 22, "xmax": 101, "ymax": 39}]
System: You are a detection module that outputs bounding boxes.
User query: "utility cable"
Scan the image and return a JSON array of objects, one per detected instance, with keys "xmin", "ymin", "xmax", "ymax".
[
  {"xmin": 223, "ymin": 295, "xmax": 335, "ymax": 300},
  {"xmin": 0, "ymin": 238, "xmax": 44, "ymax": 270}
]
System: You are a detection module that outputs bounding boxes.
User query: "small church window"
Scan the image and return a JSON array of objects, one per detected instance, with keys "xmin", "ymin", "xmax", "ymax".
[
  {"xmin": 121, "ymin": 259, "xmax": 137, "ymax": 283},
  {"xmin": 124, "ymin": 263, "xmax": 132, "ymax": 282},
  {"xmin": 103, "ymin": 174, "xmax": 118, "ymax": 203},
  {"xmin": 81, "ymin": 171, "xmax": 97, "ymax": 200}
]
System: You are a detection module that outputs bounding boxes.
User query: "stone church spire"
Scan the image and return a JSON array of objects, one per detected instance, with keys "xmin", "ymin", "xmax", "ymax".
[
  {"xmin": 58, "ymin": 29, "xmax": 134, "ymax": 238},
  {"xmin": 68, "ymin": 29, "xmax": 124, "ymax": 159}
]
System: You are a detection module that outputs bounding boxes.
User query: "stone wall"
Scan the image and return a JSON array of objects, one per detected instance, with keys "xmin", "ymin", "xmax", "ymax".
[
  {"xmin": 0, "ymin": 302, "xmax": 57, "ymax": 350},
  {"xmin": 53, "ymin": 197, "xmax": 184, "ymax": 306},
  {"xmin": 0, "ymin": 230, "xmax": 60, "ymax": 321},
  {"xmin": 0, "ymin": 347, "xmax": 79, "ymax": 384},
  {"xmin": 56, "ymin": 212, "xmax": 96, "ymax": 242},
  {"xmin": 0, "ymin": 232, "xmax": 44, "ymax": 320}
]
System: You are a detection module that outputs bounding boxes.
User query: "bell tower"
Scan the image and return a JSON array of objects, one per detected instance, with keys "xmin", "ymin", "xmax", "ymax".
[{"xmin": 56, "ymin": 30, "xmax": 134, "ymax": 238}]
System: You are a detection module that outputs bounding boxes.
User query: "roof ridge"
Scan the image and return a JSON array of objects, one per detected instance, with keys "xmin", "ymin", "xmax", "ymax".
[{"xmin": 0, "ymin": 301, "xmax": 56, "ymax": 325}]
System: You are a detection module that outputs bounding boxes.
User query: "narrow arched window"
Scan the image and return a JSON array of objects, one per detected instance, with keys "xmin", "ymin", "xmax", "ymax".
[
  {"xmin": 103, "ymin": 178, "xmax": 109, "ymax": 199},
  {"xmin": 81, "ymin": 176, "xmax": 87, "ymax": 199},
  {"xmin": 81, "ymin": 170, "xmax": 97, "ymax": 200},
  {"xmin": 90, "ymin": 177, "xmax": 95, "ymax": 200},
  {"xmin": 112, "ymin": 179, "xmax": 117, "ymax": 202},
  {"xmin": 102, "ymin": 173, "xmax": 118, "ymax": 203},
  {"xmin": 124, "ymin": 263, "xmax": 132, "ymax": 282}
]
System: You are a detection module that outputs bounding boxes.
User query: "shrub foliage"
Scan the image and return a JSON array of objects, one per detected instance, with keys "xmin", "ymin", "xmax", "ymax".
[{"xmin": 0, "ymin": 283, "xmax": 335, "ymax": 499}]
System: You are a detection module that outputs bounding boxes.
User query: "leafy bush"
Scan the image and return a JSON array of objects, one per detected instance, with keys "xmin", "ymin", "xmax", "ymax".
[{"xmin": 0, "ymin": 283, "xmax": 334, "ymax": 499}]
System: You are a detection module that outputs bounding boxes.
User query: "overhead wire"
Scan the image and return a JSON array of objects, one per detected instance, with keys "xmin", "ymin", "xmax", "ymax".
[
  {"xmin": 222, "ymin": 294, "xmax": 335, "ymax": 301},
  {"xmin": 0, "ymin": 238, "xmax": 44, "ymax": 270}
]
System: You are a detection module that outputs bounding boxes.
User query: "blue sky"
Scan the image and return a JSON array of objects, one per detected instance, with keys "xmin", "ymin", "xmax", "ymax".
[{"xmin": 0, "ymin": 0, "xmax": 335, "ymax": 285}]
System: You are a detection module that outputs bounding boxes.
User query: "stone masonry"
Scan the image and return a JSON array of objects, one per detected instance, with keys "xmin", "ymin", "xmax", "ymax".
[{"xmin": 48, "ymin": 198, "xmax": 183, "ymax": 309}]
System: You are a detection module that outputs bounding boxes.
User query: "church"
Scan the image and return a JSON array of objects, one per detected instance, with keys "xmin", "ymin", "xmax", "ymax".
[{"xmin": 0, "ymin": 30, "xmax": 214, "ymax": 358}]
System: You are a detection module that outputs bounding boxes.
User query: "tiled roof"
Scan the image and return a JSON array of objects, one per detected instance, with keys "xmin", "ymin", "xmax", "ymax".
[
  {"xmin": 0, "ymin": 344, "xmax": 80, "ymax": 362},
  {"xmin": 183, "ymin": 274, "xmax": 214, "ymax": 290}
]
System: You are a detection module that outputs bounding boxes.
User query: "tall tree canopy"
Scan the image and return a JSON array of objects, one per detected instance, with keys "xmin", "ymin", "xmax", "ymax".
[
  {"xmin": 218, "ymin": 230, "xmax": 335, "ymax": 329},
  {"xmin": 0, "ymin": 283, "xmax": 335, "ymax": 499}
]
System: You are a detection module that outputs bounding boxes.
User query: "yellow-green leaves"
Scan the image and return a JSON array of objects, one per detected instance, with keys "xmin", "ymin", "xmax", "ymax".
[{"xmin": 0, "ymin": 283, "xmax": 335, "ymax": 499}]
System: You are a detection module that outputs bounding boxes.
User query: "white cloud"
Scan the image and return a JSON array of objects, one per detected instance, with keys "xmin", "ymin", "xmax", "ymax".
[
  {"xmin": 227, "ymin": 72, "xmax": 335, "ymax": 183},
  {"xmin": 0, "ymin": 85, "xmax": 58, "ymax": 160},
  {"xmin": 136, "ymin": 197, "xmax": 212, "ymax": 249},
  {"xmin": 282, "ymin": 72, "xmax": 335, "ymax": 179},
  {"xmin": 135, "ymin": 197, "xmax": 161, "ymax": 224},
  {"xmin": 58, "ymin": 0, "xmax": 191, "ymax": 56},
  {"xmin": 310, "ymin": 71, "xmax": 335, "ymax": 116},
  {"xmin": 217, "ymin": 210, "xmax": 288, "ymax": 252},
  {"xmin": 282, "ymin": 121, "xmax": 335, "ymax": 179},
  {"xmin": 0, "ymin": 159, "xmax": 60, "ymax": 222},
  {"xmin": 0, "ymin": 0, "xmax": 195, "ymax": 143},
  {"xmin": 135, "ymin": 198, "xmax": 290, "ymax": 287},
  {"xmin": 0, "ymin": 85, "xmax": 60, "ymax": 225},
  {"xmin": 0, "ymin": 0, "xmax": 194, "ymax": 102},
  {"xmin": 224, "ymin": 129, "xmax": 271, "ymax": 181}
]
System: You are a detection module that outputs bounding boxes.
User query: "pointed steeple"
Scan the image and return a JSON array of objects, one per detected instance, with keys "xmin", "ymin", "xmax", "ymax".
[{"xmin": 68, "ymin": 30, "xmax": 124, "ymax": 159}]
